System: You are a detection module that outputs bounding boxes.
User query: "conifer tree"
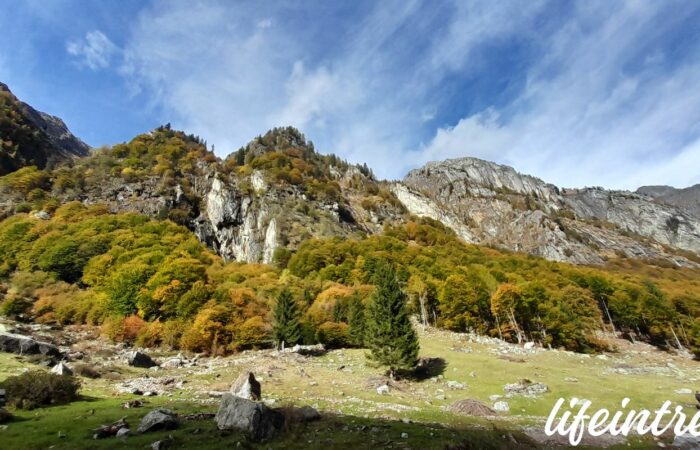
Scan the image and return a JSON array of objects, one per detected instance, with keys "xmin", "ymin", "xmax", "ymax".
[
  {"xmin": 365, "ymin": 260, "xmax": 419, "ymax": 371},
  {"xmin": 347, "ymin": 299, "xmax": 366, "ymax": 347},
  {"xmin": 273, "ymin": 289, "xmax": 301, "ymax": 348}
]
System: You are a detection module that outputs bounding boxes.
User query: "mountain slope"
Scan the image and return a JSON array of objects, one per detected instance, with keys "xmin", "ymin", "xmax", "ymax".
[
  {"xmin": 637, "ymin": 184, "xmax": 700, "ymax": 219},
  {"xmin": 0, "ymin": 82, "xmax": 89, "ymax": 175},
  {"xmin": 395, "ymin": 157, "xmax": 700, "ymax": 267}
]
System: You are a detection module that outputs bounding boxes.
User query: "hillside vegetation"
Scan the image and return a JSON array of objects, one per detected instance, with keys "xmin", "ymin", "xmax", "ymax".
[{"xmin": 0, "ymin": 198, "xmax": 698, "ymax": 357}]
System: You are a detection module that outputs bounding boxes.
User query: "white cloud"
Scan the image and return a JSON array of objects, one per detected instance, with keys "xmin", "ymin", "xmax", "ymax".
[
  {"xmin": 418, "ymin": 2, "xmax": 700, "ymax": 189},
  {"xmin": 66, "ymin": 30, "xmax": 118, "ymax": 70},
  {"xmin": 118, "ymin": 0, "xmax": 700, "ymax": 189}
]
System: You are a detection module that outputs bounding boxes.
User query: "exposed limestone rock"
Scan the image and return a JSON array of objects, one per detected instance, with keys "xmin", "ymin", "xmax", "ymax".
[
  {"xmin": 398, "ymin": 157, "xmax": 700, "ymax": 267},
  {"xmin": 137, "ymin": 409, "xmax": 178, "ymax": 433},
  {"xmin": 50, "ymin": 362, "xmax": 73, "ymax": 376},
  {"xmin": 0, "ymin": 332, "xmax": 62, "ymax": 359}
]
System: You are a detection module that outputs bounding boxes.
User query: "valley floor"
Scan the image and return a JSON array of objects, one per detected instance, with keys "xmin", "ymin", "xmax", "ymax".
[{"xmin": 0, "ymin": 322, "xmax": 698, "ymax": 449}]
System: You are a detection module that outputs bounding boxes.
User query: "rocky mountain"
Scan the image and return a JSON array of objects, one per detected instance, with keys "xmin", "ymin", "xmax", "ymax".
[
  {"xmin": 637, "ymin": 184, "xmax": 700, "ymax": 219},
  {"xmin": 394, "ymin": 157, "xmax": 700, "ymax": 267},
  {"xmin": 0, "ymin": 82, "xmax": 90, "ymax": 175},
  {"xmin": 13, "ymin": 126, "xmax": 405, "ymax": 264}
]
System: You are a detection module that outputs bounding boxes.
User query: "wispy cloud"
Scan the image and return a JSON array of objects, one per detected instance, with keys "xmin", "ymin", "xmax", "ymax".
[
  {"xmin": 67, "ymin": 30, "xmax": 118, "ymax": 70},
  {"xmin": 116, "ymin": 0, "xmax": 700, "ymax": 189}
]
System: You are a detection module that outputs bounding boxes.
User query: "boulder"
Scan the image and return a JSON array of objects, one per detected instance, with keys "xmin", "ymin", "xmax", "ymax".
[
  {"xmin": 493, "ymin": 401, "xmax": 510, "ymax": 412},
  {"xmin": 51, "ymin": 362, "xmax": 73, "ymax": 376},
  {"xmin": 376, "ymin": 384, "xmax": 390, "ymax": 395},
  {"xmin": 296, "ymin": 405, "xmax": 321, "ymax": 423},
  {"xmin": 280, "ymin": 344, "xmax": 326, "ymax": 356},
  {"xmin": 128, "ymin": 351, "xmax": 158, "ymax": 368},
  {"xmin": 0, "ymin": 332, "xmax": 61, "ymax": 358},
  {"xmin": 137, "ymin": 409, "xmax": 178, "ymax": 433},
  {"xmin": 215, "ymin": 393, "xmax": 284, "ymax": 441},
  {"xmin": 93, "ymin": 418, "xmax": 129, "ymax": 439},
  {"xmin": 115, "ymin": 427, "xmax": 130, "ymax": 438},
  {"xmin": 674, "ymin": 433, "xmax": 700, "ymax": 449},
  {"xmin": 230, "ymin": 371, "xmax": 261, "ymax": 401}
]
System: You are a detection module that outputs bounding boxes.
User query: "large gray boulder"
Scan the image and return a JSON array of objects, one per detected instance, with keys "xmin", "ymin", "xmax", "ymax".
[
  {"xmin": 128, "ymin": 351, "xmax": 158, "ymax": 368},
  {"xmin": 137, "ymin": 408, "xmax": 178, "ymax": 433},
  {"xmin": 215, "ymin": 394, "xmax": 284, "ymax": 441},
  {"xmin": 230, "ymin": 371, "xmax": 261, "ymax": 401},
  {"xmin": 0, "ymin": 332, "xmax": 61, "ymax": 358},
  {"xmin": 51, "ymin": 362, "xmax": 73, "ymax": 376}
]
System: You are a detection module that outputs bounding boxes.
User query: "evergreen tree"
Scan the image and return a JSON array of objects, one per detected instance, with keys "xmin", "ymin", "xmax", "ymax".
[
  {"xmin": 347, "ymin": 299, "xmax": 366, "ymax": 346},
  {"xmin": 365, "ymin": 260, "xmax": 419, "ymax": 371},
  {"xmin": 272, "ymin": 289, "xmax": 301, "ymax": 348}
]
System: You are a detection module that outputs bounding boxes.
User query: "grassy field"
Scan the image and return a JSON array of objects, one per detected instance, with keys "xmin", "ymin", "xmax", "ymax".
[{"xmin": 0, "ymin": 326, "xmax": 697, "ymax": 449}]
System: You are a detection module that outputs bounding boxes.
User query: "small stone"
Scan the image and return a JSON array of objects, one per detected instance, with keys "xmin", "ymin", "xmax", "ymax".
[
  {"xmin": 51, "ymin": 362, "xmax": 73, "ymax": 376},
  {"xmin": 675, "ymin": 388, "xmax": 693, "ymax": 395},
  {"xmin": 376, "ymin": 384, "xmax": 390, "ymax": 395},
  {"xmin": 116, "ymin": 428, "xmax": 130, "ymax": 438},
  {"xmin": 58, "ymin": 431, "xmax": 66, "ymax": 438},
  {"xmin": 493, "ymin": 401, "xmax": 510, "ymax": 412},
  {"xmin": 401, "ymin": 432, "xmax": 408, "ymax": 439},
  {"xmin": 524, "ymin": 342, "xmax": 535, "ymax": 350}
]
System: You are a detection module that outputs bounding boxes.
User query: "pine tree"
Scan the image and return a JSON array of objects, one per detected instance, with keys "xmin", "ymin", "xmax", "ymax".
[
  {"xmin": 347, "ymin": 299, "xmax": 366, "ymax": 347},
  {"xmin": 273, "ymin": 289, "xmax": 301, "ymax": 348},
  {"xmin": 365, "ymin": 260, "xmax": 419, "ymax": 371}
]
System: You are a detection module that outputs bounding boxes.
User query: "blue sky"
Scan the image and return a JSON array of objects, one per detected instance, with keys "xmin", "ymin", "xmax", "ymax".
[{"xmin": 2, "ymin": 0, "xmax": 700, "ymax": 189}]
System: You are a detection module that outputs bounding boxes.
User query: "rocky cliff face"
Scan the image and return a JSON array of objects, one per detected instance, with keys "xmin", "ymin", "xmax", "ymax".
[
  {"xmin": 636, "ymin": 184, "xmax": 700, "ymax": 219},
  {"xmin": 0, "ymin": 82, "xmax": 90, "ymax": 174},
  {"xmin": 396, "ymin": 157, "xmax": 700, "ymax": 267}
]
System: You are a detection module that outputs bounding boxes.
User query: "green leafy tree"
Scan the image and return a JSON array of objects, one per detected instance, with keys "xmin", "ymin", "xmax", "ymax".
[
  {"xmin": 272, "ymin": 288, "xmax": 301, "ymax": 348},
  {"xmin": 365, "ymin": 260, "xmax": 419, "ymax": 371}
]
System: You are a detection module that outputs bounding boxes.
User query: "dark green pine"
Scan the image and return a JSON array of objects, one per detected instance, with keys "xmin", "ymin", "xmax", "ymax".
[{"xmin": 272, "ymin": 288, "xmax": 301, "ymax": 347}]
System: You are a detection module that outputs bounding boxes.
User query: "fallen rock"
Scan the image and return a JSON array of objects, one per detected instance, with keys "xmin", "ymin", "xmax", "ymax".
[
  {"xmin": 493, "ymin": 401, "xmax": 510, "ymax": 412},
  {"xmin": 50, "ymin": 362, "xmax": 73, "ymax": 376},
  {"xmin": 230, "ymin": 371, "xmax": 261, "ymax": 401},
  {"xmin": 448, "ymin": 399, "xmax": 497, "ymax": 417},
  {"xmin": 115, "ymin": 427, "xmax": 130, "ymax": 438},
  {"xmin": 137, "ymin": 409, "xmax": 178, "ymax": 433},
  {"xmin": 296, "ymin": 405, "xmax": 321, "ymax": 423},
  {"xmin": 151, "ymin": 439, "xmax": 171, "ymax": 450},
  {"xmin": 674, "ymin": 433, "xmax": 700, "ymax": 449},
  {"xmin": 503, "ymin": 379, "xmax": 549, "ymax": 397},
  {"xmin": 446, "ymin": 380, "xmax": 466, "ymax": 390},
  {"xmin": 280, "ymin": 344, "xmax": 326, "ymax": 356},
  {"xmin": 377, "ymin": 384, "xmax": 390, "ymax": 395},
  {"xmin": 675, "ymin": 388, "xmax": 693, "ymax": 395},
  {"xmin": 93, "ymin": 418, "xmax": 129, "ymax": 439},
  {"xmin": 0, "ymin": 332, "xmax": 61, "ymax": 359},
  {"xmin": 215, "ymin": 393, "xmax": 284, "ymax": 441},
  {"xmin": 128, "ymin": 351, "xmax": 158, "ymax": 368}
]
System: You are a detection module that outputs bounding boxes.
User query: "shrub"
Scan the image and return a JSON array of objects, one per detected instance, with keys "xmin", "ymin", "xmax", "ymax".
[
  {"xmin": 315, "ymin": 321, "xmax": 350, "ymax": 348},
  {"xmin": 1, "ymin": 370, "xmax": 80, "ymax": 409},
  {"xmin": 72, "ymin": 363, "xmax": 101, "ymax": 379}
]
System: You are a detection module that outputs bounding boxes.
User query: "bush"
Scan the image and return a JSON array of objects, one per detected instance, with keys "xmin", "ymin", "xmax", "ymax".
[
  {"xmin": 72, "ymin": 363, "xmax": 101, "ymax": 379},
  {"xmin": 1, "ymin": 370, "xmax": 80, "ymax": 409},
  {"xmin": 315, "ymin": 321, "xmax": 350, "ymax": 348}
]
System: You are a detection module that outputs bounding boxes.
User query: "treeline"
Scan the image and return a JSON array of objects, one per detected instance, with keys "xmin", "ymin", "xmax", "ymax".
[{"xmin": 0, "ymin": 204, "xmax": 699, "ymax": 357}]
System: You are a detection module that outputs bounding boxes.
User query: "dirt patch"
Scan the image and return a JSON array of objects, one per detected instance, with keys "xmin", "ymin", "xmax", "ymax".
[{"xmin": 448, "ymin": 399, "xmax": 497, "ymax": 417}]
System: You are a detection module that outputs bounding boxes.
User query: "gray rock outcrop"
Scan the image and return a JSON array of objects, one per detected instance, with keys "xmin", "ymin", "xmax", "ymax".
[
  {"xmin": 127, "ymin": 351, "xmax": 157, "ymax": 368},
  {"xmin": 230, "ymin": 371, "xmax": 261, "ymax": 401},
  {"xmin": 396, "ymin": 157, "xmax": 700, "ymax": 267},
  {"xmin": 137, "ymin": 409, "xmax": 178, "ymax": 433},
  {"xmin": 0, "ymin": 332, "xmax": 62, "ymax": 359},
  {"xmin": 214, "ymin": 394, "xmax": 284, "ymax": 441}
]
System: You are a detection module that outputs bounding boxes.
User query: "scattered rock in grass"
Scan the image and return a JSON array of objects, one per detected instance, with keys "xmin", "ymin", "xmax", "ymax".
[
  {"xmin": 493, "ymin": 401, "xmax": 510, "ymax": 412},
  {"xmin": 295, "ymin": 406, "xmax": 321, "ymax": 423},
  {"xmin": 675, "ymin": 388, "xmax": 692, "ymax": 395},
  {"xmin": 182, "ymin": 412, "xmax": 215, "ymax": 421},
  {"xmin": 50, "ymin": 362, "xmax": 73, "ymax": 376},
  {"xmin": 151, "ymin": 438, "xmax": 172, "ymax": 450},
  {"xmin": 503, "ymin": 379, "xmax": 549, "ymax": 397},
  {"xmin": 137, "ymin": 409, "xmax": 178, "ymax": 433},
  {"xmin": 128, "ymin": 351, "xmax": 157, "ymax": 368},
  {"xmin": 376, "ymin": 384, "xmax": 390, "ymax": 395},
  {"xmin": 446, "ymin": 380, "xmax": 466, "ymax": 390},
  {"xmin": 524, "ymin": 342, "xmax": 535, "ymax": 350},
  {"xmin": 564, "ymin": 377, "xmax": 579, "ymax": 383},
  {"xmin": 93, "ymin": 418, "xmax": 129, "ymax": 439},
  {"xmin": 280, "ymin": 344, "xmax": 326, "ymax": 356},
  {"xmin": 401, "ymin": 432, "xmax": 408, "ymax": 439},
  {"xmin": 230, "ymin": 371, "xmax": 261, "ymax": 401},
  {"xmin": 215, "ymin": 394, "xmax": 284, "ymax": 441},
  {"xmin": 674, "ymin": 433, "xmax": 700, "ymax": 449},
  {"xmin": 0, "ymin": 332, "xmax": 62, "ymax": 360},
  {"xmin": 115, "ymin": 428, "xmax": 130, "ymax": 438},
  {"xmin": 123, "ymin": 400, "xmax": 144, "ymax": 409},
  {"xmin": 448, "ymin": 399, "xmax": 496, "ymax": 417}
]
